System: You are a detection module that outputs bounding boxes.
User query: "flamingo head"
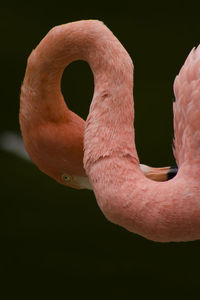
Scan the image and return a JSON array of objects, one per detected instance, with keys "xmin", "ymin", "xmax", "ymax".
[{"xmin": 19, "ymin": 111, "xmax": 92, "ymax": 190}]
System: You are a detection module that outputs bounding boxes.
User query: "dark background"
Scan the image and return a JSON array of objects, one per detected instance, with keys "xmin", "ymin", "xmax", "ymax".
[{"xmin": 1, "ymin": 0, "xmax": 200, "ymax": 298}]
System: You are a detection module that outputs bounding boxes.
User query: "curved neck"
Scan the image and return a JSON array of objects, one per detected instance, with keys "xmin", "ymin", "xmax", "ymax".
[
  {"xmin": 82, "ymin": 22, "xmax": 200, "ymax": 242},
  {"xmin": 21, "ymin": 21, "xmax": 134, "ymax": 125}
]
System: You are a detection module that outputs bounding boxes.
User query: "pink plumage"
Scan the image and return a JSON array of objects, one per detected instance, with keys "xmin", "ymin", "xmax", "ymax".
[
  {"xmin": 173, "ymin": 45, "xmax": 200, "ymax": 167},
  {"xmin": 83, "ymin": 21, "xmax": 200, "ymax": 242},
  {"xmin": 20, "ymin": 20, "xmax": 200, "ymax": 242},
  {"xmin": 20, "ymin": 19, "xmax": 174, "ymax": 191}
]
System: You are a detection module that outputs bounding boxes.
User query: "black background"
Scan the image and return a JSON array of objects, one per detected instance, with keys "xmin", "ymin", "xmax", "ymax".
[{"xmin": 1, "ymin": 0, "xmax": 200, "ymax": 298}]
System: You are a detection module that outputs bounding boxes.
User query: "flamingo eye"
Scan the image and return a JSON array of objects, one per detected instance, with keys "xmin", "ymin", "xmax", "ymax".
[{"xmin": 61, "ymin": 173, "xmax": 72, "ymax": 182}]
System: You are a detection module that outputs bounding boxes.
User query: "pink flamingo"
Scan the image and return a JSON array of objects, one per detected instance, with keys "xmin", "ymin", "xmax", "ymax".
[
  {"xmin": 82, "ymin": 21, "xmax": 200, "ymax": 242},
  {"xmin": 19, "ymin": 21, "xmax": 176, "ymax": 191}
]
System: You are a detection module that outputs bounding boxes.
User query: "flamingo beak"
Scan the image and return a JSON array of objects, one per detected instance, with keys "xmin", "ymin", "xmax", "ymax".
[{"xmin": 140, "ymin": 164, "xmax": 178, "ymax": 182}]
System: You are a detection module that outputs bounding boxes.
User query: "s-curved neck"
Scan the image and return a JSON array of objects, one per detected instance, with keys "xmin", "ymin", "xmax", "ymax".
[
  {"xmin": 21, "ymin": 21, "xmax": 133, "ymax": 118},
  {"xmin": 21, "ymin": 20, "xmax": 137, "ymax": 159}
]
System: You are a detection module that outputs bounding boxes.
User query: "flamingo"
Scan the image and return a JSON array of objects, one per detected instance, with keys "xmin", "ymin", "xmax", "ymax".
[
  {"xmin": 80, "ymin": 21, "xmax": 200, "ymax": 242},
  {"xmin": 19, "ymin": 21, "xmax": 177, "ymax": 190}
]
